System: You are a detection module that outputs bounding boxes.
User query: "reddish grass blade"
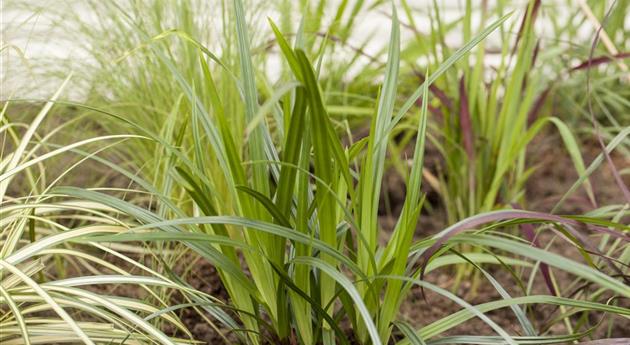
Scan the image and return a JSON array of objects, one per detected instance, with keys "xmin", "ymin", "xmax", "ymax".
[
  {"xmin": 527, "ymin": 87, "xmax": 550, "ymax": 125},
  {"xmin": 519, "ymin": 221, "xmax": 557, "ymax": 296},
  {"xmin": 458, "ymin": 76, "xmax": 474, "ymax": 162},
  {"xmin": 511, "ymin": 0, "xmax": 541, "ymax": 55},
  {"xmin": 413, "ymin": 69, "xmax": 453, "ymax": 111},
  {"xmin": 570, "ymin": 52, "xmax": 630, "ymax": 71},
  {"xmin": 418, "ymin": 210, "xmax": 630, "ymax": 282}
]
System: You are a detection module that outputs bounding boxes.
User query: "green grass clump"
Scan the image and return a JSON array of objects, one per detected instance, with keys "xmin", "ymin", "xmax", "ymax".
[{"xmin": 2, "ymin": 1, "xmax": 629, "ymax": 344}]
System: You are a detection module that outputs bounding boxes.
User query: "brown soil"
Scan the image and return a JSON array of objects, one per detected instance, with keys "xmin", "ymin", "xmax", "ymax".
[{"xmin": 526, "ymin": 132, "xmax": 630, "ymax": 213}]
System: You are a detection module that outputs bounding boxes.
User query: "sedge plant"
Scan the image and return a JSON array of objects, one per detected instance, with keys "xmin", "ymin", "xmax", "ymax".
[{"xmin": 386, "ymin": 0, "xmax": 598, "ymax": 222}]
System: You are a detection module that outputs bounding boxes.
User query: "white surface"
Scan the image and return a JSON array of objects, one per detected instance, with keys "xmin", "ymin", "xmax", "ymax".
[{"xmin": 1, "ymin": 0, "xmax": 627, "ymax": 100}]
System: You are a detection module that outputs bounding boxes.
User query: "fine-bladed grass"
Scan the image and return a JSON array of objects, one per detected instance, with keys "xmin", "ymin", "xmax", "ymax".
[
  {"xmin": 2, "ymin": 1, "xmax": 629, "ymax": 344},
  {"xmin": 0, "ymin": 90, "xmax": 206, "ymax": 345}
]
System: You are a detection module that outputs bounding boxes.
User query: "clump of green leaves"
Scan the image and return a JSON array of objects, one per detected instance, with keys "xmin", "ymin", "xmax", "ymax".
[
  {"xmin": 4, "ymin": 1, "xmax": 630, "ymax": 345},
  {"xmin": 53, "ymin": 2, "xmax": 629, "ymax": 344}
]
